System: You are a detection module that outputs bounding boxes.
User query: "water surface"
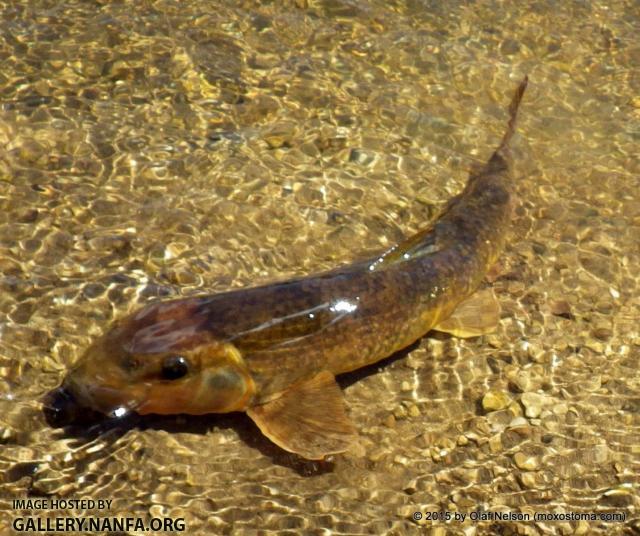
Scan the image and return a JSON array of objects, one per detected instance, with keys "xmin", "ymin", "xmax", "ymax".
[{"xmin": 0, "ymin": 0, "xmax": 638, "ymax": 534}]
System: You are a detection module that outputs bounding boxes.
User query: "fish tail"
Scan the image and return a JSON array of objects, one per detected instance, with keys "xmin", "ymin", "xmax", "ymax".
[{"xmin": 497, "ymin": 75, "xmax": 528, "ymax": 153}]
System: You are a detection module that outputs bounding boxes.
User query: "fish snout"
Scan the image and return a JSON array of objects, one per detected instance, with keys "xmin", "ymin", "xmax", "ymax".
[
  {"xmin": 42, "ymin": 385, "xmax": 90, "ymax": 427},
  {"xmin": 42, "ymin": 378, "xmax": 130, "ymax": 426}
]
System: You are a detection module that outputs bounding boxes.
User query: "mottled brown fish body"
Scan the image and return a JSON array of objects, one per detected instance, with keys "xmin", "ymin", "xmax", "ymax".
[{"xmin": 44, "ymin": 78, "xmax": 528, "ymax": 459}]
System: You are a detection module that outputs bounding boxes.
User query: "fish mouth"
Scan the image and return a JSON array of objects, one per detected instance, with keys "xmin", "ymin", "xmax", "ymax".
[{"xmin": 42, "ymin": 378, "xmax": 143, "ymax": 427}]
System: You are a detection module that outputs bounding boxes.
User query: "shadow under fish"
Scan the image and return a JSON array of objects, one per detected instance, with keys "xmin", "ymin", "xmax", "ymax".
[{"xmin": 44, "ymin": 76, "xmax": 529, "ymax": 460}]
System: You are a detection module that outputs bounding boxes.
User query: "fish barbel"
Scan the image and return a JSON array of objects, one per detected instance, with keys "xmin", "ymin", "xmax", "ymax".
[{"xmin": 44, "ymin": 77, "xmax": 528, "ymax": 459}]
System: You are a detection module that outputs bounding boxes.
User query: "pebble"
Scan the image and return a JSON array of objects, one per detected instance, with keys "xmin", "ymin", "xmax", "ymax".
[
  {"xmin": 602, "ymin": 484, "xmax": 634, "ymax": 506},
  {"xmin": 603, "ymin": 483, "xmax": 633, "ymax": 497},
  {"xmin": 592, "ymin": 325, "xmax": 612, "ymax": 340},
  {"xmin": 549, "ymin": 299, "xmax": 573, "ymax": 318},
  {"xmin": 437, "ymin": 437, "xmax": 456, "ymax": 451},
  {"xmin": 368, "ymin": 448, "xmax": 387, "ymax": 463},
  {"xmin": 488, "ymin": 434, "xmax": 503, "ymax": 453},
  {"xmin": 575, "ymin": 520, "xmax": 589, "ymax": 535},
  {"xmin": 263, "ymin": 121, "xmax": 297, "ymax": 149},
  {"xmin": 585, "ymin": 340, "xmax": 605, "ymax": 353},
  {"xmin": 552, "ymin": 403, "xmax": 569, "ymax": 416},
  {"xmin": 482, "ymin": 390, "xmax": 512, "ymax": 411},
  {"xmin": 393, "ymin": 406, "xmax": 407, "ymax": 420},
  {"xmin": 513, "ymin": 452, "xmax": 539, "ymax": 471},
  {"xmin": 0, "ymin": 426, "xmax": 17, "ymax": 443},
  {"xmin": 508, "ymin": 417, "xmax": 529, "ymax": 428},
  {"xmin": 507, "ymin": 368, "xmax": 544, "ymax": 393},
  {"xmin": 165, "ymin": 241, "xmax": 189, "ymax": 259},
  {"xmin": 486, "ymin": 410, "xmax": 513, "ymax": 432},
  {"xmin": 508, "ymin": 401, "xmax": 523, "ymax": 417},
  {"xmin": 518, "ymin": 472, "xmax": 538, "ymax": 489},
  {"xmin": 592, "ymin": 443, "xmax": 609, "ymax": 463},
  {"xmin": 521, "ymin": 392, "xmax": 553, "ymax": 418}
]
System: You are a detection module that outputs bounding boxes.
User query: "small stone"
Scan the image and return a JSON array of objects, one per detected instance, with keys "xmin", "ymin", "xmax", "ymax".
[
  {"xmin": 507, "ymin": 401, "xmax": 523, "ymax": 417},
  {"xmin": 165, "ymin": 242, "xmax": 189, "ymax": 260},
  {"xmin": 592, "ymin": 325, "xmax": 612, "ymax": 340},
  {"xmin": 552, "ymin": 403, "xmax": 569, "ymax": 416},
  {"xmin": 435, "ymin": 470, "xmax": 453, "ymax": 484},
  {"xmin": 521, "ymin": 392, "xmax": 552, "ymax": 418},
  {"xmin": 348, "ymin": 148, "xmax": 375, "ymax": 166},
  {"xmin": 482, "ymin": 390, "xmax": 512, "ymax": 412},
  {"xmin": 549, "ymin": 300, "xmax": 573, "ymax": 319},
  {"xmin": 557, "ymin": 522, "xmax": 574, "ymax": 535},
  {"xmin": 592, "ymin": 444, "xmax": 609, "ymax": 463},
  {"xmin": 393, "ymin": 454, "xmax": 409, "ymax": 466},
  {"xmin": 579, "ymin": 251, "xmax": 614, "ymax": 281},
  {"xmin": 0, "ymin": 426, "xmax": 17, "ymax": 443},
  {"xmin": 575, "ymin": 520, "xmax": 589, "ymax": 535},
  {"xmin": 602, "ymin": 483, "xmax": 634, "ymax": 500},
  {"xmin": 513, "ymin": 452, "xmax": 539, "ymax": 471},
  {"xmin": 407, "ymin": 404, "xmax": 421, "ymax": 418},
  {"xmin": 585, "ymin": 340, "xmax": 604, "ymax": 353},
  {"xmin": 384, "ymin": 414, "xmax": 396, "ymax": 428},
  {"xmin": 393, "ymin": 406, "xmax": 407, "ymax": 420},
  {"xmin": 486, "ymin": 410, "xmax": 512, "ymax": 432},
  {"xmin": 508, "ymin": 417, "xmax": 529, "ymax": 428},
  {"xmin": 500, "ymin": 38, "xmax": 521, "ymax": 55},
  {"xmin": 518, "ymin": 472, "xmax": 538, "ymax": 489},
  {"xmin": 457, "ymin": 435, "xmax": 469, "ymax": 446},
  {"xmin": 488, "ymin": 434, "xmax": 503, "ymax": 453},
  {"xmin": 400, "ymin": 381, "xmax": 412, "ymax": 392},
  {"xmin": 263, "ymin": 121, "xmax": 297, "ymax": 149},
  {"xmin": 506, "ymin": 365, "xmax": 545, "ymax": 393},
  {"xmin": 437, "ymin": 437, "xmax": 456, "ymax": 451},
  {"xmin": 368, "ymin": 448, "xmax": 386, "ymax": 462},
  {"xmin": 579, "ymin": 375, "xmax": 602, "ymax": 392}
]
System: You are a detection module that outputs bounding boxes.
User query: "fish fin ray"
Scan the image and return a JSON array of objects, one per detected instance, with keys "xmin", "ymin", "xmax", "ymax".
[
  {"xmin": 246, "ymin": 370, "xmax": 356, "ymax": 460},
  {"xmin": 493, "ymin": 75, "xmax": 529, "ymax": 162},
  {"xmin": 433, "ymin": 288, "xmax": 501, "ymax": 338}
]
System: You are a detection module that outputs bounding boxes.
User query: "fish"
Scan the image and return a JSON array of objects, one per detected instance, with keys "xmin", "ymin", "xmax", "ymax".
[{"xmin": 43, "ymin": 77, "xmax": 528, "ymax": 460}]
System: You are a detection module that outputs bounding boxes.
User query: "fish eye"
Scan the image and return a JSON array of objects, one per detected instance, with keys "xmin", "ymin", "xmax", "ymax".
[{"xmin": 161, "ymin": 355, "xmax": 189, "ymax": 380}]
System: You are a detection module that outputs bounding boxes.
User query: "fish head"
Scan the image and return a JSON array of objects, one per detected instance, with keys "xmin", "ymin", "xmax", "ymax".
[{"xmin": 44, "ymin": 298, "xmax": 255, "ymax": 425}]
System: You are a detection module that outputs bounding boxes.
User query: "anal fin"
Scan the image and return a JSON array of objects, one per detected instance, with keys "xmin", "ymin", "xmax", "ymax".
[
  {"xmin": 433, "ymin": 288, "xmax": 501, "ymax": 338},
  {"xmin": 246, "ymin": 371, "xmax": 356, "ymax": 460}
]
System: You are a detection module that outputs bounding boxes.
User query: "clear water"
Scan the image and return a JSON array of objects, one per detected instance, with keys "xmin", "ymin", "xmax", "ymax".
[{"xmin": 0, "ymin": 0, "xmax": 638, "ymax": 534}]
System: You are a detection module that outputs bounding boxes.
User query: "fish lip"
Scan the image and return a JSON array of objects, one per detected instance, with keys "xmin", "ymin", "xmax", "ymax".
[
  {"xmin": 42, "ymin": 385, "xmax": 81, "ymax": 427},
  {"xmin": 61, "ymin": 375, "xmax": 143, "ymax": 420}
]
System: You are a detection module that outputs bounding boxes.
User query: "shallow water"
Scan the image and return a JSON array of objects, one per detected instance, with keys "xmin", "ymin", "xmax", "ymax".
[{"xmin": 1, "ymin": 0, "xmax": 639, "ymax": 534}]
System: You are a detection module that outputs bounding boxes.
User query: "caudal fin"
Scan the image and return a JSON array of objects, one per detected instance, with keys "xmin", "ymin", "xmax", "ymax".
[{"xmin": 498, "ymin": 75, "xmax": 528, "ymax": 151}]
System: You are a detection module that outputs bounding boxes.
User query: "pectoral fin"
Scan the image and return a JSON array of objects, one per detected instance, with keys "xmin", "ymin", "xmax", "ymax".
[
  {"xmin": 246, "ymin": 370, "xmax": 356, "ymax": 460},
  {"xmin": 433, "ymin": 288, "xmax": 501, "ymax": 338}
]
